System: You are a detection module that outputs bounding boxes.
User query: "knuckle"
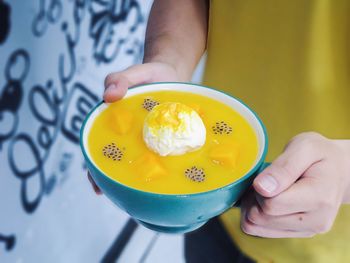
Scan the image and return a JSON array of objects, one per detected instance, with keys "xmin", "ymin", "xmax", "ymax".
[
  {"xmin": 314, "ymin": 181, "xmax": 339, "ymax": 210},
  {"xmin": 104, "ymin": 73, "xmax": 118, "ymax": 86},
  {"xmin": 278, "ymin": 164, "xmax": 294, "ymax": 181},
  {"xmin": 240, "ymin": 220, "xmax": 255, "ymax": 235},
  {"xmin": 314, "ymin": 219, "xmax": 333, "ymax": 234},
  {"xmin": 293, "ymin": 132, "xmax": 324, "ymax": 152},
  {"xmin": 300, "ymin": 137, "xmax": 317, "ymax": 154},
  {"xmin": 316, "ymin": 197, "xmax": 334, "ymax": 210},
  {"xmin": 295, "ymin": 132, "xmax": 323, "ymax": 141},
  {"xmin": 246, "ymin": 206, "xmax": 263, "ymax": 225}
]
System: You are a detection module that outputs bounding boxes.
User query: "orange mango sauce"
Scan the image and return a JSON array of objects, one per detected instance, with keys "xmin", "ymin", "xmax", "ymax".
[{"xmin": 88, "ymin": 91, "xmax": 258, "ymax": 194}]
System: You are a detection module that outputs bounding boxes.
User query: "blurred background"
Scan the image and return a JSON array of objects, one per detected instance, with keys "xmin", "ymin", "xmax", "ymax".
[{"xmin": 0, "ymin": 0, "xmax": 206, "ymax": 262}]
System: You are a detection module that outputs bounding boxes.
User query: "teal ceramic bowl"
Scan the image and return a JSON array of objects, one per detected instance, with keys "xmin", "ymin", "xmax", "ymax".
[{"xmin": 80, "ymin": 82, "xmax": 268, "ymax": 234}]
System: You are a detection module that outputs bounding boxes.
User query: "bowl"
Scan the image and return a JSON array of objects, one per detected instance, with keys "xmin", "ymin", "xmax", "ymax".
[{"xmin": 80, "ymin": 82, "xmax": 268, "ymax": 234}]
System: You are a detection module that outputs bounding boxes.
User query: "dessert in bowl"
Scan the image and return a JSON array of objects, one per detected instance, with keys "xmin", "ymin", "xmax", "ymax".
[{"xmin": 80, "ymin": 82, "xmax": 268, "ymax": 233}]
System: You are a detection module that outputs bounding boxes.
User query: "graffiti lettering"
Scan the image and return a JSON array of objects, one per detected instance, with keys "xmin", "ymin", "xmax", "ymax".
[
  {"xmin": 89, "ymin": 0, "xmax": 143, "ymax": 64},
  {"xmin": 0, "ymin": 0, "xmax": 11, "ymax": 44},
  {"xmin": 0, "ymin": 234, "xmax": 15, "ymax": 251},
  {"xmin": 0, "ymin": 49, "xmax": 30, "ymax": 150},
  {"xmin": 32, "ymin": 0, "xmax": 63, "ymax": 37}
]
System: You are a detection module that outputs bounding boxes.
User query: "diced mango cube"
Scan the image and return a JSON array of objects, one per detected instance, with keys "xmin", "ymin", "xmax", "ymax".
[
  {"xmin": 112, "ymin": 108, "xmax": 133, "ymax": 135},
  {"xmin": 209, "ymin": 142, "xmax": 240, "ymax": 168},
  {"xmin": 132, "ymin": 152, "xmax": 167, "ymax": 182}
]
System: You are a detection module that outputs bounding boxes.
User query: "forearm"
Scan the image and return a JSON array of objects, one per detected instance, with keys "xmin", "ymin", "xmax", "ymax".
[{"xmin": 143, "ymin": 0, "xmax": 209, "ymax": 81}]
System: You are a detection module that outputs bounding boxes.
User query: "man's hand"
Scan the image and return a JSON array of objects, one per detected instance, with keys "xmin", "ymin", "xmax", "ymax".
[{"xmin": 241, "ymin": 132, "xmax": 350, "ymax": 238}]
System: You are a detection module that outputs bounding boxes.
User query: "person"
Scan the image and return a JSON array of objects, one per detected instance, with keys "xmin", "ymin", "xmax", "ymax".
[{"xmin": 88, "ymin": 1, "xmax": 350, "ymax": 262}]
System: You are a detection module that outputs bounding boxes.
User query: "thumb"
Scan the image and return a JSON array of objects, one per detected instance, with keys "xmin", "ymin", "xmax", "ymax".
[
  {"xmin": 103, "ymin": 64, "xmax": 152, "ymax": 103},
  {"xmin": 104, "ymin": 74, "xmax": 130, "ymax": 103},
  {"xmin": 103, "ymin": 62, "xmax": 179, "ymax": 103},
  {"xmin": 253, "ymin": 134, "xmax": 324, "ymax": 197}
]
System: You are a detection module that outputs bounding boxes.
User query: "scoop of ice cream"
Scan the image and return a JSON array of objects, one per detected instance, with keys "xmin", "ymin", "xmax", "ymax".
[{"xmin": 143, "ymin": 102, "xmax": 206, "ymax": 156}]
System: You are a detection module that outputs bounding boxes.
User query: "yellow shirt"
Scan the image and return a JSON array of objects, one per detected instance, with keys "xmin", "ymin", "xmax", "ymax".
[{"xmin": 204, "ymin": 0, "xmax": 350, "ymax": 262}]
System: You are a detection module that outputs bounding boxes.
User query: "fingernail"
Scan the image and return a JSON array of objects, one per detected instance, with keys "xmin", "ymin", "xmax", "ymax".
[
  {"xmin": 106, "ymin": 83, "xmax": 116, "ymax": 91},
  {"xmin": 256, "ymin": 174, "xmax": 277, "ymax": 193}
]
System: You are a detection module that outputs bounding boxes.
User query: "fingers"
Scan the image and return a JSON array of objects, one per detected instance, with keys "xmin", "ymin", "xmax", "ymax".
[
  {"xmin": 245, "ymin": 202, "xmax": 309, "ymax": 231},
  {"xmin": 240, "ymin": 214, "xmax": 315, "ymax": 238},
  {"xmin": 254, "ymin": 160, "xmax": 335, "ymax": 216},
  {"xmin": 241, "ymin": 191, "xmax": 315, "ymax": 236},
  {"xmin": 242, "ymin": 133, "xmax": 342, "ymax": 237},
  {"xmin": 255, "ymin": 177, "xmax": 319, "ymax": 216},
  {"xmin": 253, "ymin": 132, "xmax": 325, "ymax": 197},
  {"xmin": 245, "ymin": 198, "xmax": 321, "ymax": 232},
  {"xmin": 241, "ymin": 177, "xmax": 338, "ymax": 236},
  {"xmin": 87, "ymin": 171, "xmax": 102, "ymax": 195}
]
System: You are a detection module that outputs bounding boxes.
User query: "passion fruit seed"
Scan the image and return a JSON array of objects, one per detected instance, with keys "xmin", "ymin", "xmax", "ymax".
[
  {"xmin": 142, "ymin": 98, "xmax": 160, "ymax": 111},
  {"xmin": 185, "ymin": 166, "xmax": 205, "ymax": 182},
  {"xmin": 212, "ymin": 121, "xmax": 233, "ymax": 135},
  {"xmin": 102, "ymin": 143, "xmax": 124, "ymax": 161}
]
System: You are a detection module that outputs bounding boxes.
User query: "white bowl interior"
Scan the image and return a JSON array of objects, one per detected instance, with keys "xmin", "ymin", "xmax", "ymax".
[{"xmin": 83, "ymin": 83, "xmax": 266, "ymax": 178}]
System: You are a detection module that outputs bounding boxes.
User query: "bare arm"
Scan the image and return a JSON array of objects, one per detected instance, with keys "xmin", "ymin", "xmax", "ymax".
[
  {"xmin": 144, "ymin": 0, "xmax": 209, "ymax": 81},
  {"xmin": 103, "ymin": 0, "xmax": 209, "ymax": 102}
]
